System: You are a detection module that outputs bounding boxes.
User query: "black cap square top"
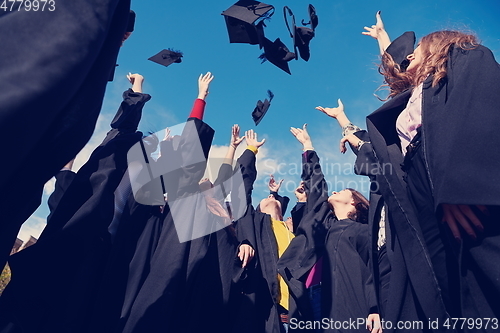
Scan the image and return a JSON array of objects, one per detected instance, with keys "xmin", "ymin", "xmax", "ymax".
[
  {"xmin": 222, "ymin": 0, "xmax": 274, "ymax": 45},
  {"xmin": 148, "ymin": 49, "xmax": 183, "ymax": 67}
]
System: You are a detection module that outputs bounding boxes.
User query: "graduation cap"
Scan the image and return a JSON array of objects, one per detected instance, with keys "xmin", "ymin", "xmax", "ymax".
[
  {"xmin": 258, "ymin": 37, "xmax": 295, "ymax": 74},
  {"xmin": 252, "ymin": 90, "xmax": 274, "ymax": 125},
  {"xmin": 284, "ymin": 4, "xmax": 318, "ymax": 62},
  {"xmin": 222, "ymin": 0, "xmax": 274, "ymax": 45},
  {"xmin": 148, "ymin": 49, "xmax": 183, "ymax": 67},
  {"xmin": 126, "ymin": 10, "xmax": 136, "ymax": 32},
  {"xmin": 385, "ymin": 31, "xmax": 416, "ymax": 71}
]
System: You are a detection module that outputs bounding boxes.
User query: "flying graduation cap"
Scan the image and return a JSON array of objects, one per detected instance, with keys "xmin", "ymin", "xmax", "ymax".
[
  {"xmin": 284, "ymin": 4, "xmax": 318, "ymax": 61},
  {"xmin": 258, "ymin": 37, "xmax": 295, "ymax": 74},
  {"xmin": 252, "ymin": 90, "xmax": 274, "ymax": 125},
  {"xmin": 148, "ymin": 49, "xmax": 183, "ymax": 67},
  {"xmin": 222, "ymin": 0, "xmax": 275, "ymax": 45}
]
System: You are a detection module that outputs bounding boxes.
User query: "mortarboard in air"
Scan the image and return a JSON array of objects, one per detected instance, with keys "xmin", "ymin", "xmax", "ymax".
[
  {"xmin": 258, "ymin": 37, "xmax": 295, "ymax": 74},
  {"xmin": 252, "ymin": 90, "xmax": 274, "ymax": 125},
  {"xmin": 385, "ymin": 30, "xmax": 416, "ymax": 71},
  {"xmin": 127, "ymin": 10, "xmax": 136, "ymax": 32},
  {"xmin": 222, "ymin": 0, "xmax": 275, "ymax": 45},
  {"xmin": 148, "ymin": 49, "xmax": 183, "ymax": 67},
  {"xmin": 283, "ymin": 4, "xmax": 318, "ymax": 62}
]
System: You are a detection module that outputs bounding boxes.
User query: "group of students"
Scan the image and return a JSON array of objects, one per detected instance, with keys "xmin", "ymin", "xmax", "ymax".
[{"xmin": 1, "ymin": 8, "xmax": 499, "ymax": 333}]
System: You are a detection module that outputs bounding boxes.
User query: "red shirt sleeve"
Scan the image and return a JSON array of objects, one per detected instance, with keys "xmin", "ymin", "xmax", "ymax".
[{"xmin": 188, "ymin": 98, "xmax": 206, "ymax": 120}]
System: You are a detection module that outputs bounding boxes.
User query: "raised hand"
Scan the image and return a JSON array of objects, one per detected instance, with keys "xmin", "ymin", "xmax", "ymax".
[
  {"xmin": 268, "ymin": 174, "xmax": 284, "ymax": 193},
  {"xmin": 230, "ymin": 124, "xmax": 244, "ymax": 149},
  {"xmin": 127, "ymin": 73, "xmax": 144, "ymax": 93},
  {"xmin": 316, "ymin": 99, "xmax": 345, "ymax": 119},
  {"xmin": 294, "ymin": 181, "xmax": 307, "ymax": 202},
  {"xmin": 163, "ymin": 128, "xmax": 172, "ymax": 141},
  {"xmin": 362, "ymin": 11, "xmax": 385, "ymax": 40},
  {"xmin": 245, "ymin": 129, "xmax": 266, "ymax": 148},
  {"xmin": 198, "ymin": 72, "xmax": 214, "ymax": 100},
  {"xmin": 362, "ymin": 11, "xmax": 391, "ymax": 55},
  {"xmin": 290, "ymin": 124, "xmax": 313, "ymax": 150}
]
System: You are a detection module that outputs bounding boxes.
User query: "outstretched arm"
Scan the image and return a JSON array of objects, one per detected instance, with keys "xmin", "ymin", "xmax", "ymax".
[
  {"xmin": 189, "ymin": 72, "xmax": 214, "ymax": 120},
  {"xmin": 223, "ymin": 124, "xmax": 244, "ymax": 165},
  {"xmin": 362, "ymin": 11, "xmax": 391, "ymax": 55}
]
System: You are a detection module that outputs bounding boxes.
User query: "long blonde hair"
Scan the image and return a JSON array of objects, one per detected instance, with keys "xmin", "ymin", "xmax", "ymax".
[{"xmin": 380, "ymin": 30, "xmax": 478, "ymax": 98}]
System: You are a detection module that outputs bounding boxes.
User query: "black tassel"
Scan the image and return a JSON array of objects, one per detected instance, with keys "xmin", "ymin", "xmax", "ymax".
[
  {"xmin": 267, "ymin": 90, "xmax": 274, "ymax": 102},
  {"xmin": 258, "ymin": 53, "xmax": 268, "ymax": 64}
]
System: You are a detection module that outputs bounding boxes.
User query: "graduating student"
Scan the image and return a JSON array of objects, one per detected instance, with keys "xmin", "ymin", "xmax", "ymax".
[
  {"xmin": 232, "ymin": 130, "xmax": 294, "ymax": 333},
  {"xmin": 342, "ymin": 11, "xmax": 500, "ymax": 331},
  {"xmin": 0, "ymin": 0, "xmax": 133, "ymax": 270},
  {"xmin": 277, "ymin": 124, "xmax": 381, "ymax": 333},
  {"xmin": 118, "ymin": 73, "xmax": 254, "ymax": 333},
  {"xmin": 317, "ymin": 99, "xmax": 426, "ymax": 332},
  {"xmin": 0, "ymin": 73, "xmax": 151, "ymax": 333}
]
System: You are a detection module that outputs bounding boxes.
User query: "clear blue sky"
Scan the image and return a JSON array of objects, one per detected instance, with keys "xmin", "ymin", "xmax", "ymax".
[{"xmin": 19, "ymin": 0, "xmax": 500, "ymax": 241}]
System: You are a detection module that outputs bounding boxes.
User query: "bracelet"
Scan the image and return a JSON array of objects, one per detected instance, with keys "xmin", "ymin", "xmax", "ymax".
[
  {"xmin": 357, "ymin": 140, "xmax": 370, "ymax": 150},
  {"xmin": 342, "ymin": 122, "xmax": 362, "ymax": 137}
]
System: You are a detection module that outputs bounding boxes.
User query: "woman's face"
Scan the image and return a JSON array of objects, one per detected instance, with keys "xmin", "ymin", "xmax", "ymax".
[
  {"xmin": 328, "ymin": 189, "xmax": 354, "ymax": 207},
  {"xmin": 406, "ymin": 44, "xmax": 423, "ymax": 73}
]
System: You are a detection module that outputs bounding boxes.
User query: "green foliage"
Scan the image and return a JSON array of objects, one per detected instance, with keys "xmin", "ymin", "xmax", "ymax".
[{"xmin": 0, "ymin": 264, "xmax": 11, "ymax": 295}]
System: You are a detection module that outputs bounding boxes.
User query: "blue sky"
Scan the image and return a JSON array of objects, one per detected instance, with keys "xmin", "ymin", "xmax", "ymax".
[{"xmin": 18, "ymin": 0, "xmax": 500, "ymax": 241}]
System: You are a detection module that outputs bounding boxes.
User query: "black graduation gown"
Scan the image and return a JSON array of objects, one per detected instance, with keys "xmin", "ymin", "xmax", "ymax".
[
  {"xmin": 0, "ymin": 89, "xmax": 150, "ymax": 333},
  {"xmin": 232, "ymin": 149, "xmax": 284, "ymax": 333},
  {"xmin": 46, "ymin": 170, "xmax": 77, "ymax": 224},
  {"xmin": 119, "ymin": 118, "xmax": 240, "ymax": 333},
  {"xmin": 278, "ymin": 150, "xmax": 377, "ymax": 332},
  {"xmin": 0, "ymin": 0, "xmax": 131, "ymax": 270},
  {"xmin": 352, "ymin": 130, "xmax": 428, "ymax": 332},
  {"xmin": 365, "ymin": 44, "xmax": 500, "ymax": 330}
]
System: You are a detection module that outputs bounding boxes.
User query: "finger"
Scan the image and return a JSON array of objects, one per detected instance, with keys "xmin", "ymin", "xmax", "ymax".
[
  {"xmin": 338, "ymin": 98, "xmax": 344, "ymax": 108},
  {"xmin": 476, "ymin": 205, "xmax": 489, "ymax": 216},
  {"xmin": 278, "ymin": 179, "xmax": 284, "ymax": 186},
  {"xmin": 367, "ymin": 319, "xmax": 372, "ymax": 331},
  {"xmin": 451, "ymin": 206, "xmax": 477, "ymax": 239},
  {"xmin": 302, "ymin": 123, "xmax": 307, "ymax": 131},
  {"xmin": 259, "ymin": 138, "xmax": 266, "ymax": 145},
  {"xmin": 458, "ymin": 205, "xmax": 484, "ymax": 232},
  {"xmin": 442, "ymin": 209, "xmax": 461, "ymax": 241},
  {"xmin": 315, "ymin": 106, "xmax": 324, "ymax": 112},
  {"xmin": 340, "ymin": 137, "xmax": 347, "ymax": 153}
]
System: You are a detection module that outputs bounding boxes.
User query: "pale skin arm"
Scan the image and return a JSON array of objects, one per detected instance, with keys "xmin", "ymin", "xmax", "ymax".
[
  {"xmin": 197, "ymin": 72, "xmax": 214, "ymax": 100},
  {"xmin": 223, "ymin": 125, "xmax": 244, "ymax": 165},
  {"xmin": 362, "ymin": 11, "xmax": 391, "ymax": 55},
  {"xmin": 290, "ymin": 124, "xmax": 314, "ymax": 151},
  {"xmin": 126, "ymin": 73, "xmax": 144, "ymax": 93}
]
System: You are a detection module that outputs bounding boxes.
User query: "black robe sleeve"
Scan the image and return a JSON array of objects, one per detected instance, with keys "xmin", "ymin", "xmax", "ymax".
[
  {"xmin": 46, "ymin": 170, "xmax": 77, "ymax": 224},
  {"xmin": 423, "ymin": 44, "xmax": 500, "ymax": 207}
]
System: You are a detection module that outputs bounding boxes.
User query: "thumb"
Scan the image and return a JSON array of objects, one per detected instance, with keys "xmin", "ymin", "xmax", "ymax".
[{"xmin": 337, "ymin": 98, "xmax": 344, "ymax": 108}]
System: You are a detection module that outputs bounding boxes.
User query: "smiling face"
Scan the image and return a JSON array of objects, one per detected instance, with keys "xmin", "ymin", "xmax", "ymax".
[{"xmin": 406, "ymin": 44, "xmax": 423, "ymax": 73}]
